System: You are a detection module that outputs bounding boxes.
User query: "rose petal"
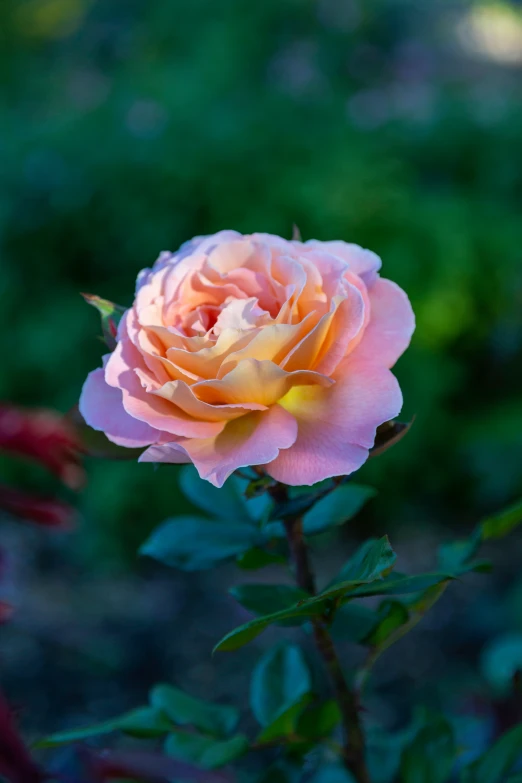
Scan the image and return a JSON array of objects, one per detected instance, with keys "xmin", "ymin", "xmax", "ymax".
[
  {"xmin": 283, "ymin": 279, "xmax": 365, "ymax": 375},
  {"xmin": 250, "ymin": 232, "xmax": 295, "ymax": 253},
  {"xmin": 299, "ymin": 249, "xmax": 350, "ymax": 299},
  {"xmin": 265, "ymin": 356, "xmax": 403, "ymax": 485},
  {"xmin": 138, "ymin": 441, "xmax": 190, "ymax": 466},
  {"xmin": 194, "ymin": 359, "xmax": 333, "ymax": 406},
  {"xmin": 272, "ymin": 254, "xmax": 310, "ymax": 324},
  {"xmin": 140, "ymin": 405, "xmax": 298, "ymax": 487},
  {"xmin": 213, "ymin": 297, "xmax": 269, "ymax": 334},
  {"xmin": 165, "ymin": 328, "xmax": 256, "ymax": 380},
  {"xmin": 305, "ymin": 240, "xmax": 382, "ymax": 286},
  {"xmin": 152, "ymin": 379, "xmax": 267, "ymax": 421},
  {"xmin": 184, "ymin": 230, "xmax": 243, "ymax": 256},
  {"xmin": 218, "ymin": 313, "xmax": 319, "ymax": 377},
  {"xmin": 207, "ymin": 238, "xmax": 269, "ymax": 275},
  {"xmin": 105, "ymin": 322, "xmax": 225, "ymax": 438},
  {"xmin": 352, "ymin": 277, "xmax": 415, "ymax": 368},
  {"xmin": 79, "ymin": 367, "xmax": 158, "ymax": 447}
]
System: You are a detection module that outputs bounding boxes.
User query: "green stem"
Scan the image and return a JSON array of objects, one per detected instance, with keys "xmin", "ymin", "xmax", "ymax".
[{"xmin": 271, "ymin": 484, "xmax": 371, "ymax": 783}]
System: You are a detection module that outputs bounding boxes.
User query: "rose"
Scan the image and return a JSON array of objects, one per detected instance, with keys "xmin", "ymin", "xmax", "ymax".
[{"xmin": 80, "ymin": 231, "xmax": 414, "ymax": 487}]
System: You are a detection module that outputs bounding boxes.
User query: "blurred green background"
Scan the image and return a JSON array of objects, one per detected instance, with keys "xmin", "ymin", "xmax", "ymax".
[
  {"xmin": 2, "ymin": 0, "xmax": 522, "ymax": 753},
  {"xmin": 2, "ymin": 0, "xmax": 522, "ymax": 562}
]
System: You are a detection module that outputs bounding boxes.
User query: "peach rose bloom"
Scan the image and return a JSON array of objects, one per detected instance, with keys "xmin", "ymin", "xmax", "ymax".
[{"xmin": 80, "ymin": 231, "xmax": 414, "ymax": 487}]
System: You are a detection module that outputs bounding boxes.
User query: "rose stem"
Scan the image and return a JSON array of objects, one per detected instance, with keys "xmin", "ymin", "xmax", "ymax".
[{"xmin": 269, "ymin": 482, "xmax": 371, "ymax": 783}]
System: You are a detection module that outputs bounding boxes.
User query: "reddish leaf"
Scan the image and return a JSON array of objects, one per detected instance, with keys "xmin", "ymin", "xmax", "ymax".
[
  {"xmin": 0, "ymin": 404, "xmax": 85, "ymax": 490},
  {"xmin": 0, "ymin": 484, "xmax": 77, "ymax": 530}
]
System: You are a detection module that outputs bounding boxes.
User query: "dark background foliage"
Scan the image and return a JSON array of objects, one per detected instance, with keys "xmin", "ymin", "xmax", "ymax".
[{"xmin": 1, "ymin": 0, "xmax": 522, "ymax": 761}]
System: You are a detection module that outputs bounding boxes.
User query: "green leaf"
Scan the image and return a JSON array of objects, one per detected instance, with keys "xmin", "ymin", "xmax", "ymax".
[
  {"xmin": 296, "ymin": 700, "xmax": 342, "ymax": 740},
  {"xmin": 480, "ymin": 499, "xmax": 522, "ymax": 541},
  {"xmin": 179, "ymin": 466, "xmax": 250, "ymax": 522},
  {"xmin": 400, "ymin": 714, "xmax": 456, "ymax": 783},
  {"xmin": 37, "ymin": 720, "xmax": 121, "ymax": 747},
  {"xmin": 363, "ymin": 600, "xmax": 409, "ymax": 647},
  {"xmin": 461, "ymin": 723, "xmax": 522, "ymax": 783},
  {"xmin": 438, "ymin": 531, "xmax": 482, "ymax": 574},
  {"xmin": 438, "ymin": 499, "xmax": 522, "ymax": 576},
  {"xmin": 117, "ymin": 706, "xmax": 174, "ymax": 738},
  {"xmin": 331, "ymin": 537, "xmax": 396, "ymax": 585},
  {"xmin": 230, "ymin": 584, "xmax": 309, "ymax": 620},
  {"xmin": 213, "ymin": 599, "xmax": 325, "ymax": 652},
  {"xmin": 263, "ymin": 479, "xmax": 372, "ymax": 537},
  {"xmin": 164, "ymin": 732, "xmax": 249, "ymax": 769},
  {"xmin": 367, "ymin": 726, "xmax": 416, "ymax": 783},
  {"xmin": 330, "ymin": 603, "xmax": 379, "ymax": 643},
  {"xmin": 140, "ymin": 516, "xmax": 258, "ymax": 571},
  {"xmin": 215, "ymin": 579, "xmax": 394, "ymax": 653},
  {"xmin": 233, "ymin": 474, "xmax": 273, "ymax": 523},
  {"xmin": 348, "ymin": 572, "xmax": 454, "ymax": 598},
  {"xmin": 355, "ymin": 582, "xmax": 450, "ymax": 691},
  {"xmin": 215, "ymin": 538, "xmax": 402, "ymax": 652},
  {"xmin": 302, "ymin": 484, "xmax": 376, "ymax": 535},
  {"xmin": 480, "ymin": 633, "xmax": 522, "ymax": 696},
  {"xmin": 250, "ymin": 643, "xmax": 312, "ymax": 728},
  {"xmin": 257, "ymin": 695, "xmax": 312, "ymax": 743},
  {"xmin": 38, "ymin": 706, "xmax": 171, "ymax": 747},
  {"xmin": 236, "ymin": 547, "xmax": 286, "ymax": 570},
  {"xmin": 82, "ymin": 293, "xmax": 126, "ymax": 350},
  {"xmin": 268, "ymin": 480, "xmax": 338, "ymax": 523},
  {"xmin": 200, "ymin": 734, "xmax": 249, "ymax": 768},
  {"xmin": 150, "ymin": 685, "xmax": 238, "ymax": 737}
]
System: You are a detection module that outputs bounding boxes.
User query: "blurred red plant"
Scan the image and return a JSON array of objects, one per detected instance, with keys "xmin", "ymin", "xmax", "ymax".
[
  {"xmin": 0, "ymin": 403, "xmax": 86, "ymax": 618},
  {"xmin": 0, "ymin": 485, "xmax": 78, "ymax": 531},
  {"xmin": 0, "ymin": 403, "xmax": 84, "ymax": 530},
  {"xmin": 0, "ymin": 404, "xmax": 85, "ymax": 491}
]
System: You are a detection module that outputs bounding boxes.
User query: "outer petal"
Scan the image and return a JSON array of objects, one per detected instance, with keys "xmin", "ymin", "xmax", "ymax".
[
  {"xmin": 105, "ymin": 332, "xmax": 225, "ymax": 439},
  {"xmin": 139, "ymin": 405, "xmax": 298, "ymax": 488},
  {"xmin": 79, "ymin": 367, "xmax": 159, "ymax": 447},
  {"xmin": 304, "ymin": 240, "xmax": 382, "ymax": 286},
  {"xmin": 207, "ymin": 238, "xmax": 269, "ymax": 275},
  {"xmin": 265, "ymin": 356, "xmax": 403, "ymax": 486},
  {"xmin": 351, "ymin": 277, "xmax": 415, "ymax": 369},
  {"xmin": 184, "ymin": 230, "xmax": 243, "ymax": 257},
  {"xmin": 135, "ymin": 231, "xmax": 242, "ymax": 295},
  {"xmin": 249, "ymin": 232, "xmax": 295, "ymax": 253}
]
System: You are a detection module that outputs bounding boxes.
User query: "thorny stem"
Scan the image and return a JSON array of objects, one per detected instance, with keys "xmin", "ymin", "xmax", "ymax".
[{"xmin": 268, "ymin": 483, "xmax": 371, "ymax": 783}]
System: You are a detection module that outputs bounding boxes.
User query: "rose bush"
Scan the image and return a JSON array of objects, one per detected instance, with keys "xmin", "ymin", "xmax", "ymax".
[{"xmin": 80, "ymin": 232, "xmax": 414, "ymax": 487}]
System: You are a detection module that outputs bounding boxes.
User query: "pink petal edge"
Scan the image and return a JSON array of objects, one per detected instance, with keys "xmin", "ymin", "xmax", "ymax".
[
  {"xmin": 353, "ymin": 277, "xmax": 415, "ymax": 369},
  {"xmin": 265, "ymin": 355, "xmax": 403, "ymax": 485},
  {"xmin": 139, "ymin": 404, "xmax": 298, "ymax": 487},
  {"xmin": 79, "ymin": 367, "xmax": 159, "ymax": 448}
]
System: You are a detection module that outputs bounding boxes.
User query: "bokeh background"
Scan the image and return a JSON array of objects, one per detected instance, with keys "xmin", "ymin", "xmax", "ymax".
[{"xmin": 1, "ymin": 0, "xmax": 522, "ymax": 761}]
